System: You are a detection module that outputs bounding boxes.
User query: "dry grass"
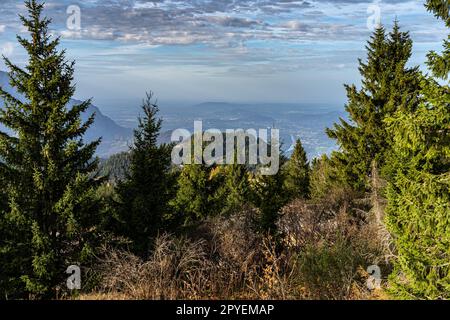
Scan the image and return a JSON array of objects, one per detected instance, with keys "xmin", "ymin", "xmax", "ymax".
[
  {"xmin": 278, "ymin": 198, "xmax": 390, "ymax": 300},
  {"xmin": 78, "ymin": 201, "xmax": 390, "ymax": 300},
  {"xmin": 97, "ymin": 235, "xmax": 216, "ymax": 299},
  {"xmin": 89, "ymin": 209, "xmax": 263, "ymax": 299}
]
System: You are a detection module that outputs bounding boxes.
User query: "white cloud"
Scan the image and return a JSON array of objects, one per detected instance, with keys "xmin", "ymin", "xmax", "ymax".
[
  {"xmin": 0, "ymin": 25, "xmax": 5, "ymax": 33},
  {"xmin": 1, "ymin": 42, "xmax": 15, "ymax": 56},
  {"xmin": 60, "ymin": 28, "xmax": 116, "ymax": 40}
]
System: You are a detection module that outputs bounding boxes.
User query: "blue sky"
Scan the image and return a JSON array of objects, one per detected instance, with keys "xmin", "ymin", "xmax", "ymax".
[{"xmin": 0, "ymin": 0, "xmax": 447, "ymax": 108}]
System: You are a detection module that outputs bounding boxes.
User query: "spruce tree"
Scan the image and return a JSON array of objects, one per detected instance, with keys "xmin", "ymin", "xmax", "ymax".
[
  {"xmin": 170, "ymin": 132, "xmax": 230, "ymax": 223},
  {"xmin": 327, "ymin": 23, "xmax": 421, "ymax": 191},
  {"xmin": 212, "ymin": 141, "xmax": 252, "ymax": 215},
  {"xmin": 114, "ymin": 92, "xmax": 174, "ymax": 257},
  {"xmin": 284, "ymin": 139, "xmax": 310, "ymax": 199},
  {"xmin": 385, "ymin": 0, "xmax": 450, "ymax": 299},
  {"xmin": 251, "ymin": 155, "xmax": 288, "ymax": 234},
  {"xmin": 170, "ymin": 162, "xmax": 214, "ymax": 224},
  {"xmin": 0, "ymin": 0, "xmax": 101, "ymax": 298},
  {"xmin": 222, "ymin": 162, "xmax": 251, "ymax": 213},
  {"xmin": 425, "ymin": 0, "xmax": 450, "ymax": 80},
  {"xmin": 309, "ymin": 155, "xmax": 339, "ymax": 200}
]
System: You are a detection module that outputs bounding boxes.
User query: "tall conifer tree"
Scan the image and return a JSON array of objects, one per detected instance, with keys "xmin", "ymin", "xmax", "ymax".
[
  {"xmin": 216, "ymin": 145, "xmax": 252, "ymax": 215},
  {"xmin": 114, "ymin": 93, "xmax": 174, "ymax": 257},
  {"xmin": 170, "ymin": 162, "xmax": 214, "ymax": 224},
  {"xmin": 0, "ymin": 0, "xmax": 102, "ymax": 298},
  {"xmin": 284, "ymin": 139, "xmax": 310, "ymax": 199},
  {"xmin": 251, "ymin": 154, "xmax": 288, "ymax": 234},
  {"xmin": 327, "ymin": 23, "xmax": 421, "ymax": 191},
  {"xmin": 385, "ymin": 0, "xmax": 450, "ymax": 299}
]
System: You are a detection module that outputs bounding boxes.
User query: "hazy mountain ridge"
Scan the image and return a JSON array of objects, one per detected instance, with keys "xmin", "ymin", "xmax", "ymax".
[
  {"xmin": 114, "ymin": 101, "xmax": 346, "ymax": 159},
  {"xmin": 1, "ymin": 71, "xmax": 344, "ymax": 159},
  {"xmin": 0, "ymin": 71, "xmax": 133, "ymax": 158}
]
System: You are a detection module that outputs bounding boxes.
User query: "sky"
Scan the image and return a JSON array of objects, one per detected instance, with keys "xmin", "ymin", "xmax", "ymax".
[{"xmin": 0, "ymin": 0, "xmax": 447, "ymax": 108}]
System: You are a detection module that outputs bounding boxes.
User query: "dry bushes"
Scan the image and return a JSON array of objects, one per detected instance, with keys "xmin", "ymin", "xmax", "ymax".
[
  {"xmin": 91, "ymin": 207, "xmax": 303, "ymax": 300},
  {"xmin": 93, "ymin": 208, "xmax": 289, "ymax": 299},
  {"xmin": 248, "ymin": 237, "xmax": 300, "ymax": 299},
  {"xmin": 201, "ymin": 207, "xmax": 263, "ymax": 276},
  {"xmin": 83, "ymin": 199, "xmax": 389, "ymax": 300},
  {"xmin": 97, "ymin": 235, "xmax": 212, "ymax": 299},
  {"xmin": 278, "ymin": 199, "xmax": 389, "ymax": 300}
]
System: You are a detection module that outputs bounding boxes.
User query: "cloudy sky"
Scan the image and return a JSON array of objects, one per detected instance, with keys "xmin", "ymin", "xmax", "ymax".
[{"xmin": 0, "ymin": 0, "xmax": 447, "ymax": 108}]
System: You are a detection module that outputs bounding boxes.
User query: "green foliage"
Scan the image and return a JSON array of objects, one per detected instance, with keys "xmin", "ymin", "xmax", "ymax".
[
  {"xmin": 0, "ymin": 0, "xmax": 102, "ymax": 298},
  {"xmin": 309, "ymin": 154, "xmax": 352, "ymax": 201},
  {"xmin": 251, "ymin": 157, "xmax": 288, "ymax": 234},
  {"xmin": 170, "ymin": 163, "xmax": 216, "ymax": 224},
  {"xmin": 309, "ymin": 155, "xmax": 335, "ymax": 199},
  {"xmin": 284, "ymin": 139, "xmax": 310, "ymax": 199},
  {"xmin": 425, "ymin": 0, "xmax": 450, "ymax": 80},
  {"xmin": 114, "ymin": 93, "xmax": 175, "ymax": 257},
  {"xmin": 385, "ymin": 0, "xmax": 450, "ymax": 299},
  {"xmin": 220, "ymin": 163, "xmax": 251, "ymax": 214},
  {"xmin": 171, "ymin": 135, "xmax": 254, "ymax": 222},
  {"xmin": 386, "ymin": 169, "xmax": 450, "ymax": 299},
  {"xmin": 98, "ymin": 152, "xmax": 131, "ymax": 182},
  {"xmin": 327, "ymin": 23, "xmax": 421, "ymax": 191},
  {"xmin": 213, "ymin": 146, "xmax": 253, "ymax": 215},
  {"xmin": 296, "ymin": 237, "xmax": 366, "ymax": 300}
]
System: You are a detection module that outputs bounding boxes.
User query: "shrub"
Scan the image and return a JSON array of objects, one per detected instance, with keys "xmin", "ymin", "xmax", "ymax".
[
  {"xmin": 296, "ymin": 237, "xmax": 366, "ymax": 300},
  {"xmin": 279, "ymin": 199, "xmax": 390, "ymax": 300}
]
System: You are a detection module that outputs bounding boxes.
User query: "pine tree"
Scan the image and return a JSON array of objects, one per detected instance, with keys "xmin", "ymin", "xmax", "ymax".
[
  {"xmin": 251, "ymin": 171, "xmax": 287, "ymax": 234},
  {"xmin": 425, "ymin": 0, "xmax": 450, "ymax": 80},
  {"xmin": 211, "ymin": 141, "xmax": 252, "ymax": 215},
  {"xmin": 327, "ymin": 23, "xmax": 421, "ymax": 191},
  {"xmin": 0, "ymin": 0, "xmax": 102, "ymax": 298},
  {"xmin": 251, "ymin": 155, "xmax": 288, "ymax": 234},
  {"xmin": 114, "ymin": 92, "xmax": 174, "ymax": 257},
  {"xmin": 170, "ymin": 132, "xmax": 232, "ymax": 224},
  {"xmin": 223, "ymin": 162, "xmax": 251, "ymax": 213},
  {"xmin": 170, "ymin": 162, "xmax": 214, "ymax": 224},
  {"xmin": 385, "ymin": 0, "xmax": 450, "ymax": 299},
  {"xmin": 309, "ymin": 155, "xmax": 339, "ymax": 200},
  {"xmin": 284, "ymin": 139, "xmax": 310, "ymax": 199}
]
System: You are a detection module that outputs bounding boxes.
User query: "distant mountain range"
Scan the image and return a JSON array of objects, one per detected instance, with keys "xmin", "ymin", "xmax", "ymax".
[
  {"xmin": 0, "ymin": 71, "xmax": 133, "ymax": 158},
  {"xmin": 1, "ymin": 71, "xmax": 345, "ymax": 160},
  {"xmin": 129, "ymin": 101, "xmax": 345, "ymax": 159},
  {"xmin": 106, "ymin": 100, "xmax": 345, "ymax": 159}
]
